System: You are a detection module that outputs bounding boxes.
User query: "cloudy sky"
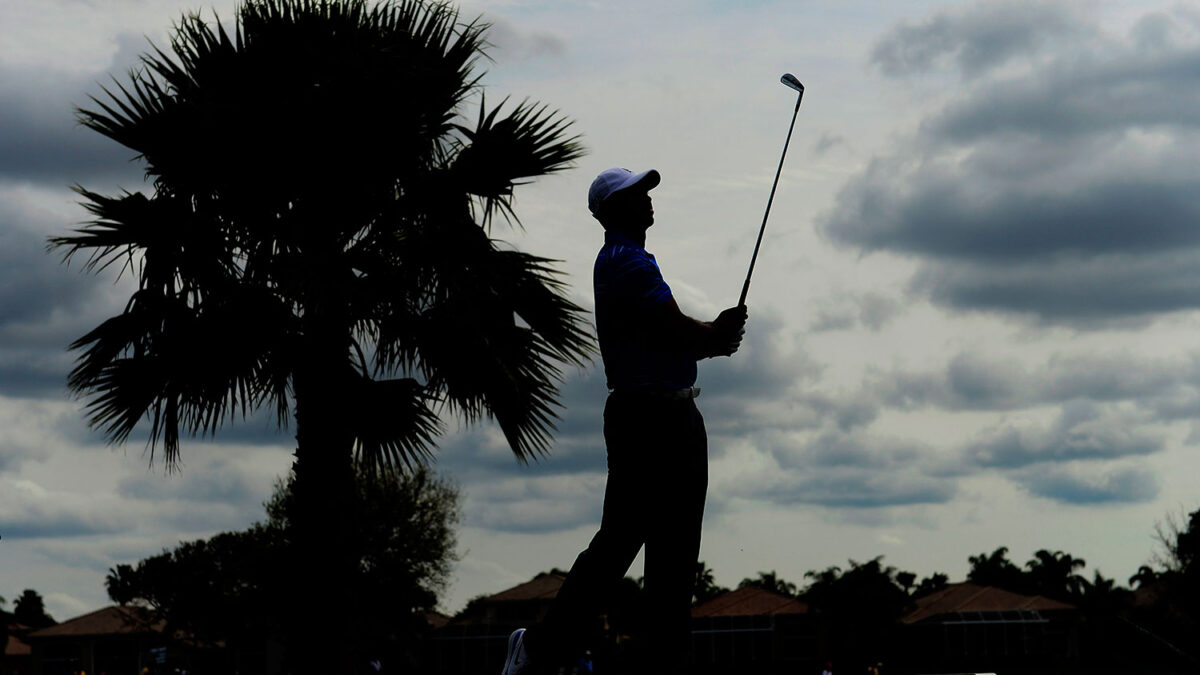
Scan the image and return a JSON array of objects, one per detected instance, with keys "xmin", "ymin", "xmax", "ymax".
[{"xmin": 3, "ymin": 0, "xmax": 1200, "ymax": 619}]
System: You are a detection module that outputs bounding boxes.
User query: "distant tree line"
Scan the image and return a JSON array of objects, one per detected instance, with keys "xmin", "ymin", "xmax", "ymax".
[
  {"xmin": 13, "ymin": 487, "xmax": 1200, "ymax": 671},
  {"xmin": 503, "ymin": 508, "xmax": 1200, "ymax": 668},
  {"xmin": 683, "ymin": 509, "xmax": 1200, "ymax": 666}
]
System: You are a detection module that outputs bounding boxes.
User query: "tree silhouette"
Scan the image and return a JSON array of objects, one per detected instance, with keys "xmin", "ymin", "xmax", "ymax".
[
  {"xmin": 739, "ymin": 570, "xmax": 798, "ymax": 597},
  {"xmin": 801, "ymin": 557, "xmax": 911, "ymax": 669},
  {"xmin": 693, "ymin": 560, "xmax": 729, "ymax": 606},
  {"xmin": 107, "ymin": 463, "xmax": 460, "ymax": 669},
  {"xmin": 1155, "ymin": 508, "xmax": 1200, "ymax": 579},
  {"xmin": 1025, "ymin": 549, "xmax": 1088, "ymax": 601},
  {"xmin": 107, "ymin": 525, "xmax": 285, "ymax": 648},
  {"xmin": 53, "ymin": 1, "xmax": 589, "ymax": 671},
  {"xmin": 0, "ymin": 595, "xmax": 9, "ymax": 653},
  {"xmin": 1078, "ymin": 570, "xmax": 1133, "ymax": 612},
  {"xmin": 913, "ymin": 572, "xmax": 949, "ymax": 598},
  {"xmin": 1146, "ymin": 508, "xmax": 1200, "ymax": 660},
  {"xmin": 1129, "ymin": 564, "xmax": 1160, "ymax": 589},
  {"xmin": 803, "ymin": 565, "xmax": 842, "ymax": 590},
  {"xmin": 12, "ymin": 590, "xmax": 54, "ymax": 629},
  {"xmin": 967, "ymin": 546, "xmax": 1026, "ymax": 592}
]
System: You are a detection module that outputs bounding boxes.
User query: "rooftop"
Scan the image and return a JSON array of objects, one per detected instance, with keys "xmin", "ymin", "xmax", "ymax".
[
  {"xmin": 692, "ymin": 586, "xmax": 808, "ymax": 618},
  {"xmin": 902, "ymin": 583, "xmax": 1074, "ymax": 624},
  {"xmin": 5, "ymin": 633, "xmax": 31, "ymax": 658},
  {"xmin": 485, "ymin": 573, "xmax": 565, "ymax": 603},
  {"xmin": 27, "ymin": 606, "xmax": 164, "ymax": 639}
]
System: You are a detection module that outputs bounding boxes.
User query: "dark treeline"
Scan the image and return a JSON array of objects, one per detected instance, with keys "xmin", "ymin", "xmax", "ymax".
[
  {"xmin": 701, "ymin": 512, "xmax": 1196, "ymax": 615},
  {"xmin": 688, "ymin": 508, "xmax": 1200, "ymax": 671},
  {"xmin": 471, "ymin": 509, "xmax": 1200, "ymax": 673},
  {"xmin": 10, "ymin": 495, "xmax": 1198, "ymax": 672}
]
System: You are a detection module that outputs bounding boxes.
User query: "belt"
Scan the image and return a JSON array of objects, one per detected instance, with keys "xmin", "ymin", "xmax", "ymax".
[{"xmin": 610, "ymin": 386, "xmax": 701, "ymax": 400}]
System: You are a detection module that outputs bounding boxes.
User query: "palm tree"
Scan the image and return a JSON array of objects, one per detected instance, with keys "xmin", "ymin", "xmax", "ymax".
[
  {"xmin": 52, "ymin": 1, "xmax": 590, "ymax": 671},
  {"xmin": 1079, "ymin": 570, "xmax": 1133, "ymax": 612},
  {"xmin": 1025, "ymin": 549, "xmax": 1088, "ymax": 600},
  {"xmin": 967, "ymin": 546, "xmax": 1027, "ymax": 592},
  {"xmin": 693, "ymin": 560, "xmax": 729, "ymax": 605},
  {"xmin": 739, "ymin": 570, "xmax": 799, "ymax": 597},
  {"xmin": 12, "ymin": 590, "xmax": 55, "ymax": 629},
  {"xmin": 1129, "ymin": 564, "xmax": 1160, "ymax": 590}
]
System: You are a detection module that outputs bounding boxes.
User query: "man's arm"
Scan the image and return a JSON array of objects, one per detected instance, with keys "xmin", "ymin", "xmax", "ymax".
[{"xmin": 655, "ymin": 298, "xmax": 748, "ymax": 359}]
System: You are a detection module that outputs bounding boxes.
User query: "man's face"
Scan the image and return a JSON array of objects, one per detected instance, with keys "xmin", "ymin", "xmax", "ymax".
[{"xmin": 604, "ymin": 189, "xmax": 654, "ymax": 230}]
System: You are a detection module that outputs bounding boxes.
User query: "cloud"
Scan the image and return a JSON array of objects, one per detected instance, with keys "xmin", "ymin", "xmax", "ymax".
[
  {"xmin": 481, "ymin": 15, "xmax": 567, "ymax": 62},
  {"xmin": 870, "ymin": 2, "xmax": 1091, "ymax": 79},
  {"xmin": 873, "ymin": 350, "xmax": 1200, "ymax": 414},
  {"xmin": 695, "ymin": 312, "xmax": 825, "ymax": 439},
  {"xmin": 809, "ymin": 291, "xmax": 902, "ymax": 333},
  {"xmin": 0, "ymin": 184, "xmax": 142, "ymax": 401},
  {"xmin": 812, "ymin": 131, "xmax": 847, "ymax": 157},
  {"xmin": 1, "ymin": 197, "xmax": 102, "ymax": 329},
  {"xmin": 0, "ymin": 397, "xmax": 87, "ymax": 471},
  {"xmin": 825, "ymin": 6, "xmax": 1200, "ymax": 326},
  {"xmin": 1015, "ymin": 464, "xmax": 1159, "ymax": 504},
  {"xmin": 0, "ymin": 478, "xmax": 127, "ymax": 539},
  {"xmin": 0, "ymin": 33, "xmax": 149, "ymax": 190},
  {"xmin": 758, "ymin": 471, "xmax": 954, "ymax": 509},
  {"xmin": 857, "ymin": 352, "xmax": 1179, "ymax": 504},
  {"xmin": 117, "ymin": 456, "xmax": 268, "ymax": 510},
  {"xmin": 462, "ymin": 473, "xmax": 605, "ymax": 534},
  {"xmin": 721, "ymin": 429, "xmax": 956, "ymax": 510},
  {"xmin": 963, "ymin": 401, "xmax": 1164, "ymax": 469},
  {"xmin": 798, "ymin": 391, "xmax": 881, "ymax": 432}
]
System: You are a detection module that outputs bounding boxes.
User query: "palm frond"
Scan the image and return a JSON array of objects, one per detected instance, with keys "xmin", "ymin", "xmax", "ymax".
[
  {"xmin": 401, "ymin": 215, "xmax": 594, "ymax": 461},
  {"xmin": 66, "ymin": 272, "xmax": 292, "ymax": 467},
  {"xmin": 452, "ymin": 96, "xmax": 585, "ymax": 229},
  {"xmin": 348, "ymin": 376, "xmax": 442, "ymax": 472},
  {"xmin": 52, "ymin": 188, "xmax": 234, "ymax": 290}
]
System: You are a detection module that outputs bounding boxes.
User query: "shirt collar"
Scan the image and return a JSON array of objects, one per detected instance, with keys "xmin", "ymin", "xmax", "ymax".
[{"xmin": 604, "ymin": 230, "xmax": 644, "ymax": 250}]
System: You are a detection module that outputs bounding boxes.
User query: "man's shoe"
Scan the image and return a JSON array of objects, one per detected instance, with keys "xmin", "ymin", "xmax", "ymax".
[{"xmin": 501, "ymin": 628, "xmax": 533, "ymax": 675}]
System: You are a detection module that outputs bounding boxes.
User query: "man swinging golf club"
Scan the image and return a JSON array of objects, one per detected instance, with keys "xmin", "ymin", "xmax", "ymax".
[{"xmin": 501, "ymin": 167, "xmax": 748, "ymax": 675}]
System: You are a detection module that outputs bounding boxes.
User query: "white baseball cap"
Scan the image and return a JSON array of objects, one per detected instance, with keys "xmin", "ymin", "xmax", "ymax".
[{"xmin": 588, "ymin": 167, "xmax": 660, "ymax": 216}]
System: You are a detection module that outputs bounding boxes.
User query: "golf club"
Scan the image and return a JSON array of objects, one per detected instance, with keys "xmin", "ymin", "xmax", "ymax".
[{"xmin": 738, "ymin": 73, "xmax": 805, "ymax": 308}]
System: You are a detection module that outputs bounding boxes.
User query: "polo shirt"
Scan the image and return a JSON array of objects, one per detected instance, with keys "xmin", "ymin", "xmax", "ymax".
[{"xmin": 593, "ymin": 230, "xmax": 697, "ymax": 390}]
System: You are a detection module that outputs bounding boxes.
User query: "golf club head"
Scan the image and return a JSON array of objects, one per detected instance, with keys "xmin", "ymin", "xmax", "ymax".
[{"xmin": 780, "ymin": 73, "xmax": 805, "ymax": 94}]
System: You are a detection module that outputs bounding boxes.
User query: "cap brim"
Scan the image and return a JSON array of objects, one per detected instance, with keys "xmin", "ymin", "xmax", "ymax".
[{"xmin": 614, "ymin": 169, "xmax": 660, "ymax": 196}]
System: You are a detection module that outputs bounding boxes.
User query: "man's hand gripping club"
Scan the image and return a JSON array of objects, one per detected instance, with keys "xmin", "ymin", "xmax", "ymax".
[
  {"xmin": 709, "ymin": 305, "xmax": 749, "ymax": 358},
  {"xmin": 658, "ymin": 299, "xmax": 748, "ymax": 359}
]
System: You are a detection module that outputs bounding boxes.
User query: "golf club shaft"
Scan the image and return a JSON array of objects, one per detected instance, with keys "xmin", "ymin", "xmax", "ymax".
[{"xmin": 738, "ymin": 91, "xmax": 803, "ymax": 307}]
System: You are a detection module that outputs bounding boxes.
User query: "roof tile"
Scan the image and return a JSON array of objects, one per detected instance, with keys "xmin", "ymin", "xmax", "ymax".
[
  {"xmin": 902, "ymin": 583, "xmax": 1074, "ymax": 624},
  {"xmin": 692, "ymin": 586, "xmax": 808, "ymax": 618},
  {"xmin": 27, "ymin": 606, "xmax": 164, "ymax": 639}
]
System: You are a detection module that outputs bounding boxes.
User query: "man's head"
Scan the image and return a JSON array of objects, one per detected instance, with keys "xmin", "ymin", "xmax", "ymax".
[{"xmin": 588, "ymin": 168, "xmax": 660, "ymax": 231}]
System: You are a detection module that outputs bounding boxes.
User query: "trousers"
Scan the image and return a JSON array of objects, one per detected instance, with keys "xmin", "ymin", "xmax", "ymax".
[{"xmin": 528, "ymin": 391, "xmax": 708, "ymax": 673}]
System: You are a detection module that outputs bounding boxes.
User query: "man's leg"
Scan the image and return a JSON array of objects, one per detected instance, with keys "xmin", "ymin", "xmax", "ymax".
[
  {"xmin": 642, "ymin": 400, "xmax": 708, "ymax": 673},
  {"xmin": 523, "ymin": 394, "xmax": 651, "ymax": 669}
]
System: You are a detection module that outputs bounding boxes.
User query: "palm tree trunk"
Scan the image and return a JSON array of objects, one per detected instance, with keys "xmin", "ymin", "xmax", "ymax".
[{"xmin": 287, "ymin": 223, "xmax": 357, "ymax": 675}]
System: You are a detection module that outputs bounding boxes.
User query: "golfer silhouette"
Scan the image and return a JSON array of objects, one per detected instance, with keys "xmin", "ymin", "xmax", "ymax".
[{"xmin": 501, "ymin": 168, "xmax": 748, "ymax": 675}]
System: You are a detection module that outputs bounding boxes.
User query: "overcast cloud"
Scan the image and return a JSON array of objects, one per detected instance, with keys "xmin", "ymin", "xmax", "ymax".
[
  {"xmin": 825, "ymin": 3, "xmax": 1200, "ymax": 325},
  {"xmin": 3, "ymin": 0, "xmax": 1200, "ymax": 619}
]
